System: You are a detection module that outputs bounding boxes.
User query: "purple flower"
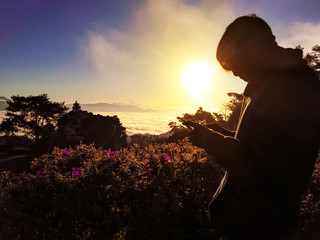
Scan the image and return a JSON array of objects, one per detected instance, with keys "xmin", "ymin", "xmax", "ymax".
[
  {"xmin": 62, "ymin": 150, "xmax": 70, "ymax": 157},
  {"xmin": 72, "ymin": 167, "xmax": 80, "ymax": 176},
  {"xmin": 36, "ymin": 170, "xmax": 44, "ymax": 178},
  {"xmin": 305, "ymin": 195, "xmax": 313, "ymax": 202},
  {"xmin": 146, "ymin": 168, "xmax": 153, "ymax": 177},
  {"xmin": 108, "ymin": 151, "xmax": 116, "ymax": 157},
  {"xmin": 164, "ymin": 154, "xmax": 171, "ymax": 163}
]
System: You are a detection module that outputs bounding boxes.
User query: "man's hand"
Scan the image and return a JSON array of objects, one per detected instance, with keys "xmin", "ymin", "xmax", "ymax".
[{"xmin": 183, "ymin": 121, "xmax": 214, "ymax": 148}]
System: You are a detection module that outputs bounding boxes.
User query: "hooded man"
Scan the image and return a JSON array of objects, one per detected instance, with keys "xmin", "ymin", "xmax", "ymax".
[{"xmin": 184, "ymin": 14, "xmax": 320, "ymax": 240}]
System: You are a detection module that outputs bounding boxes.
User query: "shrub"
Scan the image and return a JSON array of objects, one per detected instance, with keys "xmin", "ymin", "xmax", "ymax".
[
  {"xmin": 0, "ymin": 141, "xmax": 319, "ymax": 239},
  {"xmin": 0, "ymin": 140, "xmax": 223, "ymax": 239},
  {"xmin": 300, "ymin": 154, "xmax": 320, "ymax": 239},
  {"xmin": 56, "ymin": 110, "xmax": 127, "ymax": 150}
]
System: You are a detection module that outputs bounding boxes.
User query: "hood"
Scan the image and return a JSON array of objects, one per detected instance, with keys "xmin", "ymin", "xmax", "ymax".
[{"xmin": 244, "ymin": 47, "xmax": 307, "ymax": 97}]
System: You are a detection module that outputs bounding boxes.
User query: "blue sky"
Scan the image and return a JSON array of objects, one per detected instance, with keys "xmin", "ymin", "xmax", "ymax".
[
  {"xmin": 0, "ymin": 0, "xmax": 143, "ymax": 69},
  {"xmin": 1, "ymin": 0, "xmax": 319, "ymax": 112}
]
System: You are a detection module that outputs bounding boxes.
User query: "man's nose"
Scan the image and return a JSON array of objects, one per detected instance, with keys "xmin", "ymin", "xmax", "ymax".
[{"xmin": 232, "ymin": 69, "xmax": 239, "ymax": 77}]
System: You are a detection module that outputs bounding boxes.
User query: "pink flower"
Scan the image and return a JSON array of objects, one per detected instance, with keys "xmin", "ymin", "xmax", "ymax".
[
  {"xmin": 62, "ymin": 150, "xmax": 70, "ymax": 157},
  {"xmin": 36, "ymin": 170, "xmax": 44, "ymax": 178},
  {"xmin": 305, "ymin": 195, "xmax": 313, "ymax": 202},
  {"xmin": 72, "ymin": 167, "xmax": 80, "ymax": 176},
  {"xmin": 108, "ymin": 151, "xmax": 116, "ymax": 157},
  {"xmin": 148, "ymin": 168, "xmax": 152, "ymax": 172},
  {"xmin": 164, "ymin": 154, "xmax": 171, "ymax": 163}
]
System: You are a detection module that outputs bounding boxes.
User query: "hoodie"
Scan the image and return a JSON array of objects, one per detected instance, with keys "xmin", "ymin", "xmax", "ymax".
[{"xmin": 205, "ymin": 47, "xmax": 320, "ymax": 239}]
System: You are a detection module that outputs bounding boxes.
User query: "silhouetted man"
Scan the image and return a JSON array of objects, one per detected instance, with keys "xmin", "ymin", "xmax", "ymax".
[{"xmin": 184, "ymin": 14, "xmax": 320, "ymax": 240}]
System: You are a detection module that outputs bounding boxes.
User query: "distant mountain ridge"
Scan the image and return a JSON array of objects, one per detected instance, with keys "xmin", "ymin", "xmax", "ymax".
[
  {"xmin": 0, "ymin": 96, "xmax": 9, "ymax": 110},
  {"xmin": 0, "ymin": 96, "xmax": 9, "ymax": 101},
  {"xmin": 66, "ymin": 102, "xmax": 156, "ymax": 113},
  {"xmin": 0, "ymin": 97, "xmax": 156, "ymax": 113}
]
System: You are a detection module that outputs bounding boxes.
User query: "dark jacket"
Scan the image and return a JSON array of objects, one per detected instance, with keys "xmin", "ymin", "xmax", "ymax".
[{"xmin": 205, "ymin": 48, "xmax": 320, "ymax": 239}]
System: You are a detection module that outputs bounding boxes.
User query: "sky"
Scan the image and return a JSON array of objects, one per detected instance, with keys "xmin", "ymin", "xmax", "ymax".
[{"xmin": 1, "ymin": 0, "xmax": 320, "ymax": 113}]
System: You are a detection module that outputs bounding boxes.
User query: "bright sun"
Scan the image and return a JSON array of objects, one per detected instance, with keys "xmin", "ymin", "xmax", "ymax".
[{"xmin": 181, "ymin": 61, "xmax": 213, "ymax": 99}]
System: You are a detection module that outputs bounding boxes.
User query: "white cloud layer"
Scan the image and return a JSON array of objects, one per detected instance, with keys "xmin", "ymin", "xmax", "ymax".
[{"xmin": 278, "ymin": 21, "xmax": 320, "ymax": 52}]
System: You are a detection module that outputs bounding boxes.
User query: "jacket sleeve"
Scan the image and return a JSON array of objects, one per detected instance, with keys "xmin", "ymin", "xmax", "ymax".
[{"xmin": 204, "ymin": 131, "xmax": 241, "ymax": 172}]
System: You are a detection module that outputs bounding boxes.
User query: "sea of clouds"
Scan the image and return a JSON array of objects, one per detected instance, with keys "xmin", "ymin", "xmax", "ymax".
[
  {"xmin": 94, "ymin": 111, "xmax": 179, "ymax": 136},
  {"xmin": 0, "ymin": 111, "xmax": 180, "ymax": 136}
]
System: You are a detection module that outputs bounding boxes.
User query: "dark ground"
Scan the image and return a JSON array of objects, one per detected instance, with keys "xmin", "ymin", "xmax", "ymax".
[{"xmin": 0, "ymin": 136, "xmax": 33, "ymax": 173}]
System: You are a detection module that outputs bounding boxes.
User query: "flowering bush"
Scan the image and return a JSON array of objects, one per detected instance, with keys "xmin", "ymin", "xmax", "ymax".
[
  {"xmin": 0, "ymin": 140, "xmax": 224, "ymax": 239},
  {"xmin": 0, "ymin": 140, "xmax": 319, "ymax": 239},
  {"xmin": 300, "ymin": 155, "xmax": 320, "ymax": 239}
]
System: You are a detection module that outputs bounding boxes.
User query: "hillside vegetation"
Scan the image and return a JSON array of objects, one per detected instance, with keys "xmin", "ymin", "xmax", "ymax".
[{"xmin": 0, "ymin": 141, "xmax": 319, "ymax": 239}]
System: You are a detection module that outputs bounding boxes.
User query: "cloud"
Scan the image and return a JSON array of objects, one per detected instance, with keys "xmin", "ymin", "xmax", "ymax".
[
  {"xmin": 278, "ymin": 21, "xmax": 320, "ymax": 52},
  {"xmin": 81, "ymin": 0, "xmax": 238, "ymax": 108},
  {"xmin": 86, "ymin": 33, "xmax": 131, "ymax": 71}
]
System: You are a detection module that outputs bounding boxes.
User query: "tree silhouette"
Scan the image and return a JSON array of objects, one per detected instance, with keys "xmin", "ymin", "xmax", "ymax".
[
  {"xmin": 174, "ymin": 95, "xmax": 244, "ymax": 132},
  {"xmin": 305, "ymin": 45, "xmax": 320, "ymax": 78},
  {"xmin": 0, "ymin": 94, "xmax": 68, "ymax": 144},
  {"xmin": 297, "ymin": 45, "xmax": 320, "ymax": 78},
  {"xmin": 56, "ymin": 108, "xmax": 127, "ymax": 150},
  {"xmin": 222, "ymin": 92, "xmax": 245, "ymax": 130},
  {"xmin": 177, "ymin": 107, "xmax": 217, "ymax": 125},
  {"xmin": 169, "ymin": 92, "xmax": 246, "ymax": 142},
  {"xmin": 72, "ymin": 101, "xmax": 81, "ymax": 112}
]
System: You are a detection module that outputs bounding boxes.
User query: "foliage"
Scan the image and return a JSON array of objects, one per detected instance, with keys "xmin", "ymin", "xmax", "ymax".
[
  {"xmin": 56, "ymin": 109, "xmax": 127, "ymax": 150},
  {"xmin": 297, "ymin": 45, "xmax": 320, "ymax": 78},
  {"xmin": 220, "ymin": 92, "xmax": 242, "ymax": 130},
  {"xmin": 305, "ymin": 45, "xmax": 320, "ymax": 79},
  {"xmin": 0, "ymin": 142, "xmax": 319, "ymax": 239},
  {"xmin": 169, "ymin": 107, "xmax": 226, "ymax": 142},
  {"xmin": 72, "ymin": 101, "xmax": 82, "ymax": 112},
  {"xmin": 0, "ymin": 140, "xmax": 224, "ymax": 239},
  {"xmin": 177, "ymin": 107, "xmax": 220, "ymax": 125},
  {"xmin": 173, "ymin": 94, "xmax": 245, "ymax": 132},
  {"xmin": 128, "ymin": 133, "xmax": 169, "ymax": 146},
  {"xmin": 300, "ymin": 154, "xmax": 320, "ymax": 239},
  {"xmin": 168, "ymin": 94, "xmax": 244, "ymax": 142},
  {"xmin": 0, "ymin": 94, "xmax": 67, "ymax": 144}
]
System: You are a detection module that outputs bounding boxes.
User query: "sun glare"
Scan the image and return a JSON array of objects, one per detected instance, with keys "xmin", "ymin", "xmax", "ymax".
[{"xmin": 181, "ymin": 61, "xmax": 213, "ymax": 99}]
